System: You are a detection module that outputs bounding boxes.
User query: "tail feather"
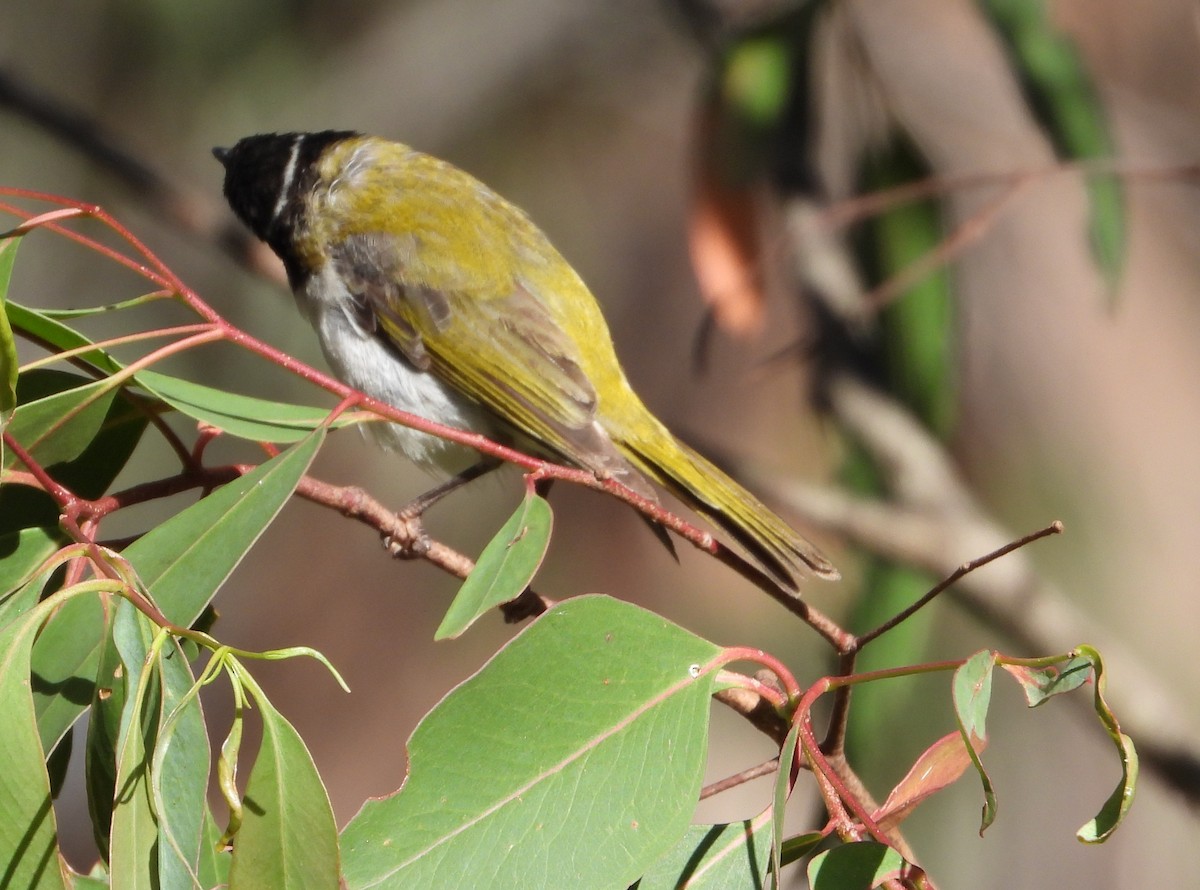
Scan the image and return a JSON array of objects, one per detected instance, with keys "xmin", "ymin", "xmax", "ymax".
[{"xmin": 622, "ymin": 426, "xmax": 838, "ymax": 593}]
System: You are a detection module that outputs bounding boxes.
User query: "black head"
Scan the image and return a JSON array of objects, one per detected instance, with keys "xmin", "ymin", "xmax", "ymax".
[{"xmin": 214, "ymin": 130, "xmax": 358, "ymax": 255}]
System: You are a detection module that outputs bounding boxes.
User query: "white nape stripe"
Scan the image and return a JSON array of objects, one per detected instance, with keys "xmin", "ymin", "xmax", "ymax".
[{"xmin": 269, "ymin": 134, "xmax": 305, "ymax": 228}]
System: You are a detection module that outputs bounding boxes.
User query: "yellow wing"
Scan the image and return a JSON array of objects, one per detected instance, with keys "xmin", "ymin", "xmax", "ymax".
[{"xmin": 329, "ymin": 232, "xmax": 660, "ymax": 504}]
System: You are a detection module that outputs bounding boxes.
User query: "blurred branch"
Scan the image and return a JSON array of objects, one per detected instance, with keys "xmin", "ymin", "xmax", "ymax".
[
  {"xmin": 0, "ymin": 66, "xmax": 284, "ymax": 283},
  {"xmin": 669, "ymin": 0, "xmax": 806, "ymax": 46}
]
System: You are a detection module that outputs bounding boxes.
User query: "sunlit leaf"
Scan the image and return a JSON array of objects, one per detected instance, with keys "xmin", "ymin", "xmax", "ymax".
[
  {"xmin": 807, "ymin": 842, "xmax": 905, "ymax": 889},
  {"xmin": 2, "ymin": 374, "xmax": 118, "ymax": 471},
  {"xmin": 107, "ymin": 604, "xmax": 163, "ymax": 890},
  {"xmin": 341, "ymin": 595, "xmax": 723, "ymax": 889},
  {"xmin": 635, "ymin": 814, "xmax": 774, "ymax": 889},
  {"xmin": 952, "ymin": 650, "xmax": 998, "ymax": 834},
  {"xmin": 4, "ymin": 301, "xmax": 129, "ymax": 376},
  {"xmin": 0, "ymin": 592, "xmax": 82, "ymax": 890},
  {"xmin": 0, "ymin": 527, "xmax": 60, "ymax": 610},
  {"xmin": 435, "ymin": 491, "xmax": 552, "ymax": 640},
  {"xmin": 32, "ymin": 592, "xmax": 108, "ymax": 752},
  {"xmin": 0, "ymin": 371, "xmax": 147, "ymax": 537},
  {"xmin": 1073, "ymin": 646, "xmax": 1137, "ymax": 843},
  {"xmin": 136, "ymin": 369, "xmax": 356, "ymax": 443},
  {"xmin": 123, "ymin": 427, "xmax": 325, "ymax": 626},
  {"xmin": 771, "ymin": 722, "xmax": 800, "ymax": 882},
  {"xmin": 0, "ymin": 235, "xmax": 19, "ymax": 415},
  {"xmin": 152, "ymin": 638, "xmax": 210, "ymax": 887},
  {"xmin": 874, "ymin": 730, "xmax": 987, "ymax": 832},
  {"xmin": 1001, "ymin": 655, "xmax": 1090, "ymax": 707},
  {"xmin": 228, "ymin": 673, "xmax": 340, "ymax": 889}
]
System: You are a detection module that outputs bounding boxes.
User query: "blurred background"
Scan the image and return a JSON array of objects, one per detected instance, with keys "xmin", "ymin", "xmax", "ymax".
[{"xmin": 3, "ymin": 0, "xmax": 1198, "ymax": 886}]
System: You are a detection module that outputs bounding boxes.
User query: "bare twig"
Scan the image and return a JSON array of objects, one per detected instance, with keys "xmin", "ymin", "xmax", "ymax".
[{"xmin": 699, "ymin": 758, "xmax": 779, "ymax": 800}]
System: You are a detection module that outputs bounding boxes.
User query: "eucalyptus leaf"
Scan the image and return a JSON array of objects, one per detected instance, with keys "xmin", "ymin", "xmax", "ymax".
[
  {"xmin": 106, "ymin": 603, "xmax": 163, "ymax": 890},
  {"xmin": 342, "ymin": 595, "xmax": 723, "ymax": 890},
  {"xmin": 136, "ymin": 369, "xmax": 357, "ymax": 443},
  {"xmin": 1074, "ymin": 646, "xmax": 1137, "ymax": 843},
  {"xmin": 807, "ymin": 842, "xmax": 905, "ymax": 889},
  {"xmin": 952, "ymin": 650, "xmax": 998, "ymax": 834},
  {"xmin": 123, "ymin": 427, "xmax": 325, "ymax": 626},
  {"xmin": 152, "ymin": 636, "xmax": 211, "ymax": 888},
  {"xmin": 0, "ymin": 236, "xmax": 19, "ymax": 415},
  {"xmin": 228, "ymin": 673, "xmax": 340, "ymax": 889},
  {"xmin": 0, "ymin": 592, "xmax": 82, "ymax": 890},
  {"xmin": 2, "ymin": 375, "xmax": 118, "ymax": 471},
  {"xmin": 635, "ymin": 815, "xmax": 774, "ymax": 890},
  {"xmin": 435, "ymin": 491, "xmax": 552, "ymax": 640}
]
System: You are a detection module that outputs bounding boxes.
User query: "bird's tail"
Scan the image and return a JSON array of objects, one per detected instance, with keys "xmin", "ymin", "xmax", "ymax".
[{"xmin": 620, "ymin": 421, "xmax": 838, "ymax": 594}]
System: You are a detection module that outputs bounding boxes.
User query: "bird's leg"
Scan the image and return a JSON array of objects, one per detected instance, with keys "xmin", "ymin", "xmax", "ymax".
[
  {"xmin": 400, "ymin": 458, "xmax": 501, "ymax": 518},
  {"xmin": 384, "ymin": 458, "xmax": 501, "ymax": 559}
]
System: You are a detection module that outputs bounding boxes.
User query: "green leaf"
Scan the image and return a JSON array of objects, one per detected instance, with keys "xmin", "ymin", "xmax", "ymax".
[
  {"xmin": 0, "ymin": 236, "xmax": 19, "ymax": 416},
  {"xmin": 1001, "ymin": 655, "xmax": 1091, "ymax": 707},
  {"xmin": 0, "ymin": 591, "xmax": 83, "ymax": 890},
  {"xmin": 2, "ymin": 375, "xmax": 118, "ymax": 471},
  {"xmin": 123, "ymin": 427, "xmax": 325, "ymax": 627},
  {"xmin": 952, "ymin": 650, "xmax": 998, "ymax": 834},
  {"xmin": 341, "ymin": 595, "xmax": 723, "ymax": 890},
  {"xmin": 635, "ymin": 815, "xmax": 774, "ymax": 889},
  {"xmin": 435, "ymin": 491, "xmax": 552, "ymax": 640},
  {"xmin": 771, "ymin": 722, "xmax": 800, "ymax": 883},
  {"xmin": 67, "ymin": 869, "xmax": 111, "ymax": 889},
  {"xmin": 807, "ymin": 842, "xmax": 905, "ymax": 889},
  {"xmin": 228, "ymin": 673, "xmax": 340, "ymax": 890},
  {"xmin": 199, "ymin": 806, "xmax": 232, "ymax": 888},
  {"xmin": 6, "ymin": 301, "xmax": 346, "ymax": 443},
  {"xmin": 0, "ymin": 527, "xmax": 60, "ymax": 595},
  {"xmin": 1073, "ymin": 646, "xmax": 1137, "ymax": 843},
  {"xmin": 778, "ymin": 831, "xmax": 825, "ymax": 868},
  {"xmin": 136, "ymin": 369, "xmax": 356, "ymax": 443},
  {"xmin": 84, "ymin": 615, "xmax": 124, "ymax": 859},
  {"xmin": 35, "ymin": 396, "xmax": 303, "ymax": 762},
  {"xmin": 152, "ymin": 636, "xmax": 211, "ymax": 888},
  {"xmin": 0, "ymin": 372, "xmax": 147, "ymax": 537},
  {"xmin": 4, "ymin": 302, "xmax": 124, "ymax": 376},
  {"xmin": 0, "ymin": 566, "xmax": 51, "ymax": 632},
  {"xmin": 32, "ymin": 592, "xmax": 108, "ymax": 752},
  {"xmin": 107, "ymin": 604, "xmax": 164, "ymax": 890}
]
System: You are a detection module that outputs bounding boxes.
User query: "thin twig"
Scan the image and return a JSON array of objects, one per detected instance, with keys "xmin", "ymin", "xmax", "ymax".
[
  {"xmin": 700, "ymin": 758, "xmax": 780, "ymax": 800},
  {"xmin": 854, "ymin": 521, "xmax": 1064, "ymax": 651}
]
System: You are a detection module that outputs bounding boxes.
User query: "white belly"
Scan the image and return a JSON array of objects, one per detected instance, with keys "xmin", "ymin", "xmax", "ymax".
[{"xmin": 297, "ymin": 271, "xmax": 492, "ymax": 473}]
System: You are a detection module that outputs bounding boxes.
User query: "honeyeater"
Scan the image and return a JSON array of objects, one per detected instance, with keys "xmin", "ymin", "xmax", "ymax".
[{"xmin": 214, "ymin": 131, "xmax": 837, "ymax": 592}]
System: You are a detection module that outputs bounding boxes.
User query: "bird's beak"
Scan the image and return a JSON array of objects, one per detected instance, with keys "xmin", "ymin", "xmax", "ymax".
[{"xmin": 212, "ymin": 146, "xmax": 231, "ymax": 166}]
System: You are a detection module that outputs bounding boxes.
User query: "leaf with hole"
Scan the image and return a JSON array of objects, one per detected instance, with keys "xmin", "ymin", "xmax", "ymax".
[{"xmin": 342, "ymin": 595, "xmax": 723, "ymax": 890}]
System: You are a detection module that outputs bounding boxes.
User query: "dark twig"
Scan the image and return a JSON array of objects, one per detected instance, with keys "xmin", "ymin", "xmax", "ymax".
[
  {"xmin": 854, "ymin": 521, "xmax": 1064, "ymax": 651},
  {"xmin": 700, "ymin": 758, "xmax": 780, "ymax": 800}
]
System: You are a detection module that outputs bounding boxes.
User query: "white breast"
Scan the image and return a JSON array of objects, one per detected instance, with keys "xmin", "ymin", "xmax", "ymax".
[{"xmin": 297, "ymin": 264, "xmax": 492, "ymax": 473}]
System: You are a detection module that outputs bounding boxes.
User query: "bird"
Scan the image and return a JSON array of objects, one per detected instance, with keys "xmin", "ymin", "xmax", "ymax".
[{"xmin": 214, "ymin": 131, "xmax": 837, "ymax": 593}]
